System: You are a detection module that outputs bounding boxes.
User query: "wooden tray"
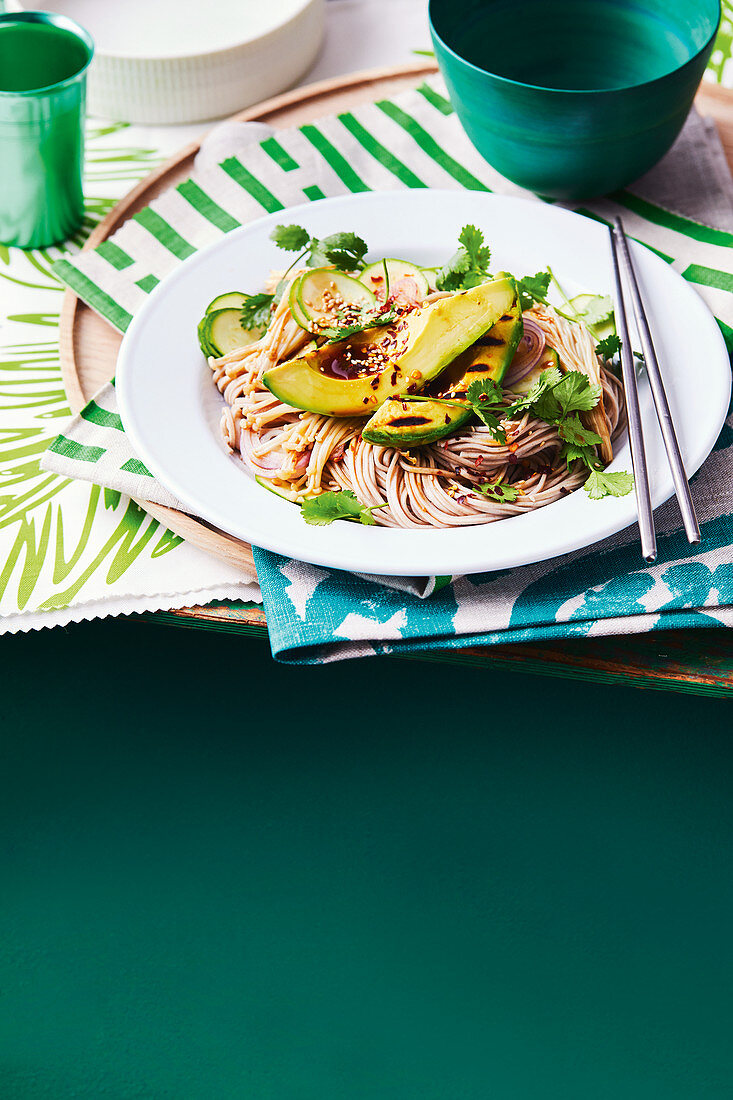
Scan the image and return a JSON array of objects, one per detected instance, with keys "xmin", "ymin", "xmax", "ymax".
[
  {"xmin": 59, "ymin": 61, "xmax": 438, "ymax": 576},
  {"xmin": 60, "ymin": 62, "xmax": 733, "ymax": 695}
]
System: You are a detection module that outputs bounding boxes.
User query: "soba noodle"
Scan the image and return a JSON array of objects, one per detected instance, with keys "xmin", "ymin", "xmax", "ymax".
[{"xmin": 208, "ymin": 275, "xmax": 626, "ymax": 529}]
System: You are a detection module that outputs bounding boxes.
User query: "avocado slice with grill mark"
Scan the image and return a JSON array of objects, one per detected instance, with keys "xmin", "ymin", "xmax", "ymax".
[
  {"xmin": 362, "ymin": 398, "xmax": 472, "ymax": 447},
  {"xmin": 440, "ymin": 273, "xmax": 522, "ymax": 394},
  {"xmin": 362, "ymin": 275, "xmax": 522, "ymax": 449},
  {"xmin": 262, "ymin": 277, "xmax": 516, "ymax": 418}
]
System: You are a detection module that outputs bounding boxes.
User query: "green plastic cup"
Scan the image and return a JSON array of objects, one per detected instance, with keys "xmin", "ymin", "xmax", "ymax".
[
  {"xmin": 0, "ymin": 11, "xmax": 94, "ymax": 249},
  {"xmin": 430, "ymin": 0, "xmax": 721, "ymax": 200}
]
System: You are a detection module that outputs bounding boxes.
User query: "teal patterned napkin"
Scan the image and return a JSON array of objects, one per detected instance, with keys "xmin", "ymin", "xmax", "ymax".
[{"xmin": 42, "ymin": 78, "xmax": 733, "ymax": 661}]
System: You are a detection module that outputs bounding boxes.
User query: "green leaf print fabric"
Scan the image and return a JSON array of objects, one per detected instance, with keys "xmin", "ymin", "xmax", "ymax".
[{"xmin": 0, "ymin": 121, "xmax": 259, "ymax": 633}]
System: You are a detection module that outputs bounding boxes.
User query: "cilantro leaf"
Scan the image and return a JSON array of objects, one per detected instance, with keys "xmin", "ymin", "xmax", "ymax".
[
  {"xmin": 516, "ymin": 270, "xmax": 552, "ymax": 311},
  {"xmin": 465, "ymin": 378, "xmax": 507, "ymax": 442},
  {"xmin": 302, "ymin": 238, "xmax": 327, "ymax": 268},
  {"xmin": 458, "ymin": 224, "xmax": 483, "ymax": 253},
  {"xmin": 596, "ymin": 333, "xmax": 621, "ymax": 359},
  {"xmin": 462, "ymin": 270, "xmax": 490, "ymax": 289},
  {"xmin": 531, "ymin": 365, "xmax": 563, "ymax": 395},
  {"xmin": 578, "ymin": 294, "xmax": 614, "ymax": 326},
  {"xmin": 319, "ymin": 231, "xmax": 369, "ymax": 271},
  {"xmin": 551, "ymin": 372, "xmax": 602, "ymax": 416},
  {"xmin": 504, "ymin": 365, "xmax": 563, "ymax": 417},
  {"xmin": 240, "ymin": 292, "xmax": 274, "ymax": 331},
  {"xmin": 530, "ymin": 387, "xmax": 563, "ymax": 424},
  {"xmin": 436, "ymin": 249, "xmax": 471, "ymax": 291},
  {"xmin": 270, "ymin": 224, "xmax": 310, "ymax": 251},
  {"xmin": 558, "ymin": 415, "xmax": 602, "ymax": 448},
  {"xmin": 458, "ymin": 225, "xmax": 491, "ymax": 271},
  {"xmin": 325, "ymin": 309, "xmax": 399, "ymax": 344},
  {"xmin": 301, "ymin": 490, "xmax": 386, "ymax": 526},
  {"xmin": 558, "ymin": 441, "xmax": 597, "ymax": 470},
  {"xmin": 584, "ymin": 469, "xmax": 635, "ymax": 500},
  {"xmin": 466, "ymin": 378, "xmax": 502, "ymax": 406},
  {"xmin": 436, "ymin": 225, "xmax": 491, "ymax": 291},
  {"xmin": 475, "ymin": 481, "xmax": 519, "ymax": 503},
  {"xmin": 473, "ymin": 409, "xmax": 506, "ymax": 442}
]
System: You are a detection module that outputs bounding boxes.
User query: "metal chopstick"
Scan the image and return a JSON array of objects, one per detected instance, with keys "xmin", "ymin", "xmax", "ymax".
[
  {"xmin": 612, "ymin": 217, "xmax": 700, "ymax": 545},
  {"xmin": 608, "ymin": 225, "xmax": 657, "ymax": 562}
]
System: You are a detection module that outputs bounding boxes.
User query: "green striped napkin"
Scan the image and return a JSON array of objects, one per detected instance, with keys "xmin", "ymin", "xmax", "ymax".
[
  {"xmin": 51, "ymin": 78, "xmax": 733, "ymax": 339},
  {"xmin": 40, "ymin": 76, "xmax": 733, "ymax": 658}
]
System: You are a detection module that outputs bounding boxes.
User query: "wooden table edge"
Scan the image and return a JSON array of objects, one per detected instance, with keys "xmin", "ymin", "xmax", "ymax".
[{"xmin": 145, "ymin": 607, "xmax": 733, "ymax": 697}]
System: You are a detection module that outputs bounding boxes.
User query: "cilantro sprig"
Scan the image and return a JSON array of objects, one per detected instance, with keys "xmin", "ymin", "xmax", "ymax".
[
  {"xmin": 516, "ymin": 270, "xmax": 553, "ymax": 312},
  {"xmin": 270, "ymin": 224, "xmax": 368, "ymax": 271},
  {"xmin": 584, "ymin": 469, "xmax": 635, "ymax": 499},
  {"xmin": 509, "ymin": 368, "xmax": 599, "ymax": 460},
  {"xmin": 596, "ymin": 333, "xmax": 621, "ymax": 360},
  {"xmin": 301, "ymin": 490, "xmax": 387, "ymax": 526},
  {"xmin": 401, "ymin": 378, "xmax": 508, "ymax": 443},
  {"xmin": 240, "ymin": 292, "xmax": 276, "ymax": 332},
  {"xmin": 246, "ymin": 225, "xmax": 371, "ymax": 328},
  {"xmin": 595, "ymin": 333, "xmax": 646, "ymax": 365},
  {"xmin": 436, "ymin": 225, "xmax": 492, "ymax": 291},
  {"xmin": 504, "ymin": 366, "xmax": 633, "ymax": 499},
  {"xmin": 463, "ymin": 379, "xmax": 507, "ymax": 442}
]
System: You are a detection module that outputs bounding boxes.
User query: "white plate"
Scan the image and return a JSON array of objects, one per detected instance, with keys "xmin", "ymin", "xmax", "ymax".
[{"xmin": 117, "ymin": 190, "xmax": 731, "ymax": 577}]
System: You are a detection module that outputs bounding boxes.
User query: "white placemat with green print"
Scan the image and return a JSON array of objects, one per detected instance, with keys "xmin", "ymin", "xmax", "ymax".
[
  {"xmin": 40, "ymin": 74, "xmax": 733, "ymax": 662},
  {"xmin": 0, "ymin": 119, "xmax": 260, "ymax": 635}
]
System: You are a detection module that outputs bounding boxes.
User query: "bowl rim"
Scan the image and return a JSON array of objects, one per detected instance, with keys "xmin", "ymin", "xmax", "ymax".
[
  {"xmin": 4, "ymin": 0, "xmax": 321, "ymax": 63},
  {"xmin": 428, "ymin": 0, "xmax": 721, "ymax": 96}
]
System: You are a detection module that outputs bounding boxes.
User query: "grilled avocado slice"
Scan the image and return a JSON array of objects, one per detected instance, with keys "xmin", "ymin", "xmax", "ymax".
[
  {"xmin": 361, "ymin": 275, "xmax": 522, "ymax": 449},
  {"xmin": 362, "ymin": 398, "xmax": 472, "ymax": 447},
  {"xmin": 262, "ymin": 277, "xmax": 516, "ymax": 417}
]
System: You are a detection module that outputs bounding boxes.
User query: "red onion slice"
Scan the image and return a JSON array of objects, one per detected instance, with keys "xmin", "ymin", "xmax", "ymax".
[
  {"xmin": 504, "ymin": 317, "xmax": 546, "ymax": 386},
  {"xmin": 239, "ymin": 430, "xmax": 282, "ymax": 477},
  {"xmin": 240, "ymin": 428, "xmax": 313, "ymax": 480},
  {"xmin": 389, "ymin": 276, "xmax": 424, "ymax": 307}
]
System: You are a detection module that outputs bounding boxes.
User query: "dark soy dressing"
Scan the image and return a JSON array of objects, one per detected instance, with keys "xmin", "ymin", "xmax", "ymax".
[{"xmin": 319, "ymin": 345, "xmax": 384, "ymax": 380}]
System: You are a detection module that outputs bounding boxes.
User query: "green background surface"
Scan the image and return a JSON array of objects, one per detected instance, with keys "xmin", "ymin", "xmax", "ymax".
[
  {"xmin": 1, "ymin": 618, "xmax": 732, "ymax": 1098},
  {"xmin": 2, "ymin": 5, "xmax": 733, "ymax": 1093}
]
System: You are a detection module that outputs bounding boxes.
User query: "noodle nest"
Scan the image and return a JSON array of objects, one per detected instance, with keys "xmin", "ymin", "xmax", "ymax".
[{"xmin": 209, "ymin": 280, "xmax": 626, "ymax": 530}]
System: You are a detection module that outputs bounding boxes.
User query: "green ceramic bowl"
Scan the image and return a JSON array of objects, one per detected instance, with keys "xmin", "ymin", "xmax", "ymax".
[{"xmin": 429, "ymin": 0, "xmax": 721, "ymax": 200}]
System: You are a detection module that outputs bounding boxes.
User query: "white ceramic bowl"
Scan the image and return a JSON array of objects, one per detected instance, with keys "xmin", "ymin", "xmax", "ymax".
[{"xmin": 6, "ymin": 0, "xmax": 325, "ymax": 124}]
